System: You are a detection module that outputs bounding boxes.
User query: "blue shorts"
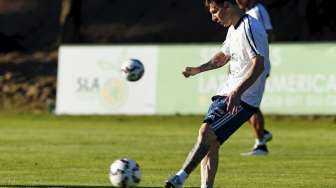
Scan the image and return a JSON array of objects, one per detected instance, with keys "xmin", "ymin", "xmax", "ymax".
[{"xmin": 203, "ymin": 96, "xmax": 257, "ymax": 145}]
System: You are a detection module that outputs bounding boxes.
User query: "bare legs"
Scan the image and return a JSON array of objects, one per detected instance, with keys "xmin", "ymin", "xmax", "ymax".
[
  {"xmin": 181, "ymin": 123, "xmax": 220, "ymax": 188},
  {"xmin": 182, "ymin": 123, "xmax": 218, "ymax": 173},
  {"xmin": 249, "ymin": 108, "xmax": 265, "ymax": 141},
  {"xmin": 201, "ymin": 141, "xmax": 220, "ymax": 188}
]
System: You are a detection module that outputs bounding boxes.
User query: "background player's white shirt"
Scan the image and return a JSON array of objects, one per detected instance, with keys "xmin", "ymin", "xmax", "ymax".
[
  {"xmin": 247, "ymin": 3, "xmax": 273, "ymax": 32},
  {"xmin": 218, "ymin": 15, "xmax": 270, "ymax": 107}
]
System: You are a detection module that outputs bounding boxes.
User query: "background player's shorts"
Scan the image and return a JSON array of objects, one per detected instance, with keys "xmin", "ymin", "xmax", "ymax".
[{"xmin": 203, "ymin": 95, "xmax": 258, "ymax": 145}]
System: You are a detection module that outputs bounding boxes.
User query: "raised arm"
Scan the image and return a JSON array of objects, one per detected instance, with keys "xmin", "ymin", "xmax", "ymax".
[{"xmin": 182, "ymin": 51, "xmax": 230, "ymax": 78}]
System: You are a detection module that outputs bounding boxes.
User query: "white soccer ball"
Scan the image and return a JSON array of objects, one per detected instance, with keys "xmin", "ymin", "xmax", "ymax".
[
  {"xmin": 109, "ymin": 158, "xmax": 141, "ymax": 188},
  {"xmin": 121, "ymin": 59, "xmax": 145, "ymax": 82}
]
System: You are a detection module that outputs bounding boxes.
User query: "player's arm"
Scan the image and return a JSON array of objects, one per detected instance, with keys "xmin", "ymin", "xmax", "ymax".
[
  {"xmin": 258, "ymin": 4, "xmax": 274, "ymax": 42},
  {"xmin": 225, "ymin": 55, "xmax": 264, "ymax": 113},
  {"xmin": 182, "ymin": 51, "xmax": 230, "ymax": 78}
]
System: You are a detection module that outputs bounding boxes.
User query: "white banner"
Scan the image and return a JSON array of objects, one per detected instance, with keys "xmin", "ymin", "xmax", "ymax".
[
  {"xmin": 56, "ymin": 46, "xmax": 158, "ymax": 115},
  {"xmin": 57, "ymin": 44, "xmax": 336, "ymax": 115}
]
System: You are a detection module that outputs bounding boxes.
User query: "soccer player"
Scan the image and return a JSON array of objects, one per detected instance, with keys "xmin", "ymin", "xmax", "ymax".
[
  {"xmin": 165, "ymin": 0, "xmax": 270, "ymax": 187},
  {"xmin": 236, "ymin": 0, "xmax": 274, "ymax": 39},
  {"xmin": 236, "ymin": 0, "xmax": 273, "ymax": 156}
]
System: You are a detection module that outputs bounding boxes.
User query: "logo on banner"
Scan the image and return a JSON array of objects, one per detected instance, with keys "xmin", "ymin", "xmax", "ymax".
[
  {"xmin": 100, "ymin": 78, "xmax": 128, "ymax": 109},
  {"xmin": 96, "ymin": 49, "xmax": 129, "ymax": 109}
]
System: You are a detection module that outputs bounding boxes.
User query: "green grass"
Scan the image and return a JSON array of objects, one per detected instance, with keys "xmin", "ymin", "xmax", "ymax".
[{"xmin": 0, "ymin": 113, "xmax": 335, "ymax": 188}]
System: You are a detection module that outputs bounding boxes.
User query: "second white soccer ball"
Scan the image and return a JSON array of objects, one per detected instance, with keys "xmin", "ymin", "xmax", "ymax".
[
  {"xmin": 109, "ymin": 158, "xmax": 141, "ymax": 188},
  {"xmin": 121, "ymin": 59, "xmax": 145, "ymax": 82}
]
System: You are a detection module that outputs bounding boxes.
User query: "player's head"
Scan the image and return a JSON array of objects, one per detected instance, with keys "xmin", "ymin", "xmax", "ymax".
[
  {"xmin": 204, "ymin": 0, "xmax": 236, "ymax": 7},
  {"xmin": 204, "ymin": 0, "xmax": 238, "ymax": 27},
  {"xmin": 235, "ymin": 0, "xmax": 249, "ymax": 10},
  {"xmin": 235, "ymin": 0, "xmax": 255, "ymax": 11}
]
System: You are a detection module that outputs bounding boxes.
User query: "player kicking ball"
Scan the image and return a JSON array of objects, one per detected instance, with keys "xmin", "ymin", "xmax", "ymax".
[{"xmin": 165, "ymin": 0, "xmax": 270, "ymax": 187}]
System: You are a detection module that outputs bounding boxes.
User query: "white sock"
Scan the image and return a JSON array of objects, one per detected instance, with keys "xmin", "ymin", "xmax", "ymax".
[
  {"xmin": 176, "ymin": 170, "xmax": 188, "ymax": 183},
  {"xmin": 201, "ymin": 185, "xmax": 212, "ymax": 188},
  {"xmin": 255, "ymin": 138, "xmax": 265, "ymax": 146}
]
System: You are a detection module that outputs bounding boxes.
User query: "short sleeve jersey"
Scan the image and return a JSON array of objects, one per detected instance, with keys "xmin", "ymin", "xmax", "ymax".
[
  {"xmin": 247, "ymin": 3, "xmax": 273, "ymax": 32},
  {"xmin": 219, "ymin": 15, "xmax": 270, "ymax": 107}
]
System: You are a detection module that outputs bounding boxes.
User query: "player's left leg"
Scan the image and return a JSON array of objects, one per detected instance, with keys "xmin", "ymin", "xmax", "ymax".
[
  {"xmin": 200, "ymin": 155, "xmax": 209, "ymax": 186},
  {"xmin": 182, "ymin": 123, "xmax": 218, "ymax": 174},
  {"xmin": 165, "ymin": 123, "xmax": 218, "ymax": 188},
  {"xmin": 200, "ymin": 141, "xmax": 220, "ymax": 188}
]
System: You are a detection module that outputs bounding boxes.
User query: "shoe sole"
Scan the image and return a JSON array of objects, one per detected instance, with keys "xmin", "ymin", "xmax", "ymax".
[{"xmin": 240, "ymin": 151, "xmax": 268, "ymax": 156}]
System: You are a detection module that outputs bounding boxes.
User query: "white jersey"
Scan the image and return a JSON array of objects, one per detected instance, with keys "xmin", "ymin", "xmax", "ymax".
[
  {"xmin": 247, "ymin": 3, "xmax": 273, "ymax": 32},
  {"xmin": 218, "ymin": 15, "xmax": 270, "ymax": 107}
]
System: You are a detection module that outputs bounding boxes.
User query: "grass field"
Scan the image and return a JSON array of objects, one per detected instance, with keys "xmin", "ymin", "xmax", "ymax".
[{"xmin": 0, "ymin": 113, "xmax": 335, "ymax": 188}]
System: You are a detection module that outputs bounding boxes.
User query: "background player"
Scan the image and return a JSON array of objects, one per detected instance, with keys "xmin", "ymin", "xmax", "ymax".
[{"xmin": 236, "ymin": 0, "xmax": 274, "ymax": 156}]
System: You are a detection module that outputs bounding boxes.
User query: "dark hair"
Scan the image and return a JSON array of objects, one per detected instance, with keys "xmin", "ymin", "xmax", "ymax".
[{"xmin": 204, "ymin": 0, "xmax": 236, "ymax": 7}]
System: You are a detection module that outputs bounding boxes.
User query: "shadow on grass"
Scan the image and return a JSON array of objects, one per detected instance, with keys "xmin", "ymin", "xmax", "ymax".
[{"xmin": 0, "ymin": 185, "xmax": 199, "ymax": 188}]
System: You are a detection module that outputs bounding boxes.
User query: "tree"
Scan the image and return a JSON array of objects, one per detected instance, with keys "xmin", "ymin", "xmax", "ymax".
[{"xmin": 59, "ymin": 0, "xmax": 82, "ymax": 44}]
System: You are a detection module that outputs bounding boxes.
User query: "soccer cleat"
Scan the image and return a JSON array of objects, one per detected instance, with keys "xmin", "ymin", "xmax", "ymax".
[
  {"xmin": 165, "ymin": 175, "xmax": 183, "ymax": 188},
  {"xmin": 263, "ymin": 130, "xmax": 273, "ymax": 143},
  {"xmin": 241, "ymin": 145, "xmax": 269, "ymax": 156}
]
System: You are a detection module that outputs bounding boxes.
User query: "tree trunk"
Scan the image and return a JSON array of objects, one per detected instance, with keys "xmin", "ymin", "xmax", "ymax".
[{"xmin": 59, "ymin": 0, "xmax": 82, "ymax": 44}]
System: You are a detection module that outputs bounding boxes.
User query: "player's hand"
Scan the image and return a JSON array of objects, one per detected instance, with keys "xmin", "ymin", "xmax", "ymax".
[
  {"xmin": 224, "ymin": 90, "xmax": 241, "ymax": 114},
  {"xmin": 182, "ymin": 67, "xmax": 200, "ymax": 78}
]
